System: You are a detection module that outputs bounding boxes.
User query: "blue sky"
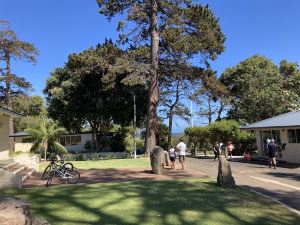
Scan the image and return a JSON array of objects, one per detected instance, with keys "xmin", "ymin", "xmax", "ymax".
[{"xmin": 2, "ymin": 0, "xmax": 300, "ymax": 133}]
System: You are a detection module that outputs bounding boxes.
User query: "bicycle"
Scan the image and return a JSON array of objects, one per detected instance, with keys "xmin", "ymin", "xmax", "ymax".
[
  {"xmin": 46, "ymin": 164, "xmax": 80, "ymax": 187},
  {"xmin": 41, "ymin": 155, "xmax": 75, "ymax": 180}
]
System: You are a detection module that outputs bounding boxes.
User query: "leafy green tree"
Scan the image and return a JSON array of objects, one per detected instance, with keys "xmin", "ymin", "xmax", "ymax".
[
  {"xmin": 185, "ymin": 126, "xmax": 209, "ymax": 156},
  {"xmin": 191, "ymin": 70, "xmax": 229, "ymax": 124},
  {"xmin": 185, "ymin": 120, "xmax": 255, "ymax": 155},
  {"xmin": 279, "ymin": 60, "xmax": 300, "ymax": 96},
  {"xmin": 44, "ymin": 41, "xmax": 148, "ymax": 151},
  {"xmin": 156, "ymin": 121, "xmax": 169, "ymax": 150},
  {"xmin": 25, "ymin": 119, "xmax": 67, "ymax": 161},
  {"xmin": 220, "ymin": 55, "xmax": 299, "ymax": 123},
  {"xmin": 12, "ymin": 95, "xmax": 46, "ymax": 132},
  {"xmin": 97, "ymin": 1, "xmax": 225, "ymax": 154},
  {"xmin": 159, "ymin": 61, "xmax": 197, "ymax": 150},
  {"xmin": 0, "ymin": 20, "xmax": 38, "ymax": 148}
]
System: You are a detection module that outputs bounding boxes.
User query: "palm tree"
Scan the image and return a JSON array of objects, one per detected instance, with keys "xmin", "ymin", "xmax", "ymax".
[{"xmin": 25, "ymin": 119, "xmax": 67, "ymax": 161}]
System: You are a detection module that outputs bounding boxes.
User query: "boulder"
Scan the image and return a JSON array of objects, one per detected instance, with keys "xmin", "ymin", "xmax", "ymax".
[
  {"xmin": 164, "ymin": 151, "xmax": 169, "ymax": 166},
  {"xmin": 150, "ymin": 146, "xmax": 165, "ymax": 174},
  {"xmin": 217, "ymin": 157, "xmax": 235, "ymax": 187},
  {"xmin": 0, "ymin": 196, "xmax": 49, "ymax": 225}
]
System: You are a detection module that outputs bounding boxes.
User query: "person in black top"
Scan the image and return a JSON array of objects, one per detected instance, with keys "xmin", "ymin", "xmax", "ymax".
[
  {"xmin": 213, "ymin": 143, "xmax": 220, "ymax": 161},
  {"xmin": 267, "ymin": 139, "xmax": 277, "ymax": 169}
]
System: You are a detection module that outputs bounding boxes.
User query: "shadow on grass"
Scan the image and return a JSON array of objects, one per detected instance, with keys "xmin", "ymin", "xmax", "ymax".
[{"xmin": 2, "ymin": 179, "xmax": 299, "ymax": 225}]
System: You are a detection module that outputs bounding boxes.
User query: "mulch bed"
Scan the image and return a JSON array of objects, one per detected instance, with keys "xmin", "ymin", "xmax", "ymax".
[{"xmin": 23, "ymin": 167, "xmax": 208, "ymax": 188}]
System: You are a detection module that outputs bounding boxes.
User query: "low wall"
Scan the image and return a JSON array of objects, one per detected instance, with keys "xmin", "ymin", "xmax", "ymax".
[
  {"xmin": 13, "ymin": 154, "xmax": 39, "ymax": 171},
  {"xmin": 14, "ymin": 143, "xmax": 32, "ymax": 153},
  {"xmin": 0, "ymin": 150, "xmax": 9, "ymax": 160},
  {"xmin": 65, "ymin": 152, "xmax": 130, "ymax": 160},
  {"xmin": 0, "ymin": 169, "xmax": 22, "ymax": 189}
]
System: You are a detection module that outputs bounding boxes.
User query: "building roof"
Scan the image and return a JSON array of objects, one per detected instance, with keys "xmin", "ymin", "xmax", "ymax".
[
  {"xmin": 10, "ymin": 131, "xmax": 115, "ymax": 137},
  {"xmin": 9, "ymin": 131, "xmax": 29, "ymax": 137},
  {"xmin": 0, "ymin": 106, "xmax": 23, "ymax": 118},
  {"xmin": 242, "ymin": 110, "xmax": 300, "ymax": 129}
]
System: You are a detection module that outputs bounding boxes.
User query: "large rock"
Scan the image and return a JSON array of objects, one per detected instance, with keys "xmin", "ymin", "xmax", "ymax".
[
  {"xmin": 0, "ymin": 196, "xmax": 49, "ymax": 225},
  {"xmin": 217, "ymin": 157, "xmax": 235, "ymax": 187},
  {"xmin": 150, "ymin": 146, "xmax": 165, "ymax": 174},
  {"xmin": 164, "ymin": 151, "xmax": 169, "ymax": 166}
]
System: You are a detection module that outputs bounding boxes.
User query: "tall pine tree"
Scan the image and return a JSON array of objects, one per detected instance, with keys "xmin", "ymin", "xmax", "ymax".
[{"xmin": 97, "ymin": 1, "xmax": 225, "ymax": 154}]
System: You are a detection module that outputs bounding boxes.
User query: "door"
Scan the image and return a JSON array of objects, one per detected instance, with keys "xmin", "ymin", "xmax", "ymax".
[{"xmin": 261, "ymin": 130, "xmax": 281, "ymax": 158}]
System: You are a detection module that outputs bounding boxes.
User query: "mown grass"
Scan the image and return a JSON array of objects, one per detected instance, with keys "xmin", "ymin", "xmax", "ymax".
[
  {"xmin": 2, "ymin": 179, "xmax": 299, "ymax": 225},
  {"xmin": 39, "ymin": 158, "xmax": 149, "ymax": 172}
]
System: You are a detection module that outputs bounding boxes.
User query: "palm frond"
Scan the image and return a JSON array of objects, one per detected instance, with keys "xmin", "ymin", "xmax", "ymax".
[
  {"xmin": 30, "ymin": 141, "xmax": 42, "ymax": 153},
  {"xmin": 53, "ymin": 141, "xmax": 68, "ymax": 154},
  {"xmin": 25, "ymin": 128, "xmax": 42, "ymax": 140},
  {"xmin": 49, "ymin": 128, "xmax": 66, "ymax": 140}
]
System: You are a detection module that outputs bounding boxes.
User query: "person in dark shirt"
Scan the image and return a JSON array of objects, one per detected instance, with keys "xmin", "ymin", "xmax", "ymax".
[{"xmin": 267, "ymin": 139, "xmax": 277, "ymax": 169}]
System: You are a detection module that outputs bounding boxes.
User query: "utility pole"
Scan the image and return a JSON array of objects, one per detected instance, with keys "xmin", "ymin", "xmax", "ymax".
[
  {"xmin": 191, "ymin": 100, "xmax": 193, "ymax": 127},
  {"xmin": 133, "ymin": 93, "xmax": 137, "ymax": 159}
]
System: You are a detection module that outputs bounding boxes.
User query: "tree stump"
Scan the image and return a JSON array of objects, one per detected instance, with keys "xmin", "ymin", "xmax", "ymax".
[
  {"xmin": 150, "ymin": 146, "xmax": 165, "ymax": 174},
  {"xmin": 217, "ymin": 157, "xmax": 235, "ymax": 187},
  {"xmin": 0, "ymin": 196, "xmax": 49, "ymax": 225}
]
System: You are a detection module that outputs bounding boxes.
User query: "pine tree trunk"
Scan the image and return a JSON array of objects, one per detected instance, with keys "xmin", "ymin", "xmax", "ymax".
[
  {"xmin": 5, "ymin": 52, "xmax": 14, "ymax": 151},
  {"xmin": 145, "ymin": 0, "xmax": 159, "ymax": 156},
  {"xmin": 167, "ymin": 110, "xmax": 173, "ymax": 150}
]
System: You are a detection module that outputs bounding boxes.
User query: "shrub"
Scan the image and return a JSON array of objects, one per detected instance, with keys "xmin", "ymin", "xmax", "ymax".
[
  {"xmin": 84, "ymin": 141, "xmax": 92, "ymax": 152},
  {"xmin": 185, "ymin": 120, "xmax": 256, "ymax": 155}
]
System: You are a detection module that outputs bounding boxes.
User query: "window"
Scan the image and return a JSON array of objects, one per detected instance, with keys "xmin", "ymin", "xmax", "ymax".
[
  {"xmin": 65, "ymin": 136, "xmax": 71, "ymax": 146},
  {"xmin": 60, "ymin": 135, "xmax": 81, "ymax": 146},
  {"xmin": 60, "ymin": 137, "xmax": 66, "ymax": 146},
  {"xmin": 287, "ymin": 129, "xmax": 300, "ymax": 143},
  {"xmin": 71, "ymin": 136, "xmax": 81, "ymax": 145},
  {"xmin": 262, "ymin": 130, "xmax": 281, "ymax": 144}
]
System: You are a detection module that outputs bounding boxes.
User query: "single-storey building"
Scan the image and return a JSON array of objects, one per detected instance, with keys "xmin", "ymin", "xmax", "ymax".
[
  {"xmin": 0, "ymin": 107, "xmax": 22, "ymax": 159},
  {"xmin": 10, "ymin": 131, "xmax": 114, "ymax": 153},
  {"xmin": 242, "ymin": 110, "xmax": 300, "ymax": 164}
]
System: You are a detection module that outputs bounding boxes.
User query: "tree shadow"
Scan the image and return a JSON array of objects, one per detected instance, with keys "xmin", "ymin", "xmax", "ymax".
[
  {"xmin": 266, "ymin": 172, "xmax": 300, "ymax": 182},
  {"xmin": 237, "ymin": 159, "xmax": 300, "ymax": 169},
  {"xmin": 2, "ymin": 179, "xmax": 299, "ymax": 225}
]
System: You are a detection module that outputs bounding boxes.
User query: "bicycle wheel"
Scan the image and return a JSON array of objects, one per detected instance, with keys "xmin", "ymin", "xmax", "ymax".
[
  {"xmin": 66, "ymin": 170, "xmax": 80, "ymax": 184},
  {"xmin": 42, "ymin": 165, "xmax": 52, "ymax": 180},
  {"xmin": 62, "ymin": 162, "xmax": 74, "ymax": 171},
  {"xmin": 46, "ymin": 171, "xmax": 54, "ymax": 187}
]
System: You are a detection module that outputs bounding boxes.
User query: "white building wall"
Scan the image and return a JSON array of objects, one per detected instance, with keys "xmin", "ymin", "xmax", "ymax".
[
  {"xmin": 255, "ymin": 127, "xmax": 300, "ymax": 164},
  {"xmin": 0, "ymin": 115, "xmax": 10, "ymax": 159},
  {"xmin": 14, "ymin": 137, "xmax": 33, "ymax": 152},
  {"xmin": 280, "ymin": 127, "xmax": 300, "ymax": 164},
  {"xmin": 64, "ymin": 133, "xmax": 92, "ymax": 153}
]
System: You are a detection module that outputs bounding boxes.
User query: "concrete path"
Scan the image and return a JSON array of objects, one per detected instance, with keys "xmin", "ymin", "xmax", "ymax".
[
  {"xmin": 23, "ymin": 167, "xmax": 208, "ymax": 188},
  {"xmin": 186, "ymin": 156, "xmax": 300, "ymax": 213}
]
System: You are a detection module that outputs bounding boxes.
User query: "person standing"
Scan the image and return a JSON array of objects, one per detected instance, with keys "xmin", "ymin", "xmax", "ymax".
[
  {"xmin": 176, "ymin": 138, "xmax": 187, "ymax": 170},
  {"xmin": 213, "ymin": 143, "xmax": 220, "ymax": 161},
  {"xmin": 219, "ymin": 143, "xmax": 224, "ymax": 157},
  {"xmin": 169, "ymin": 145, "xmax": 176, "ymax": 169},
  {"xmin": 268, "ymin": 139, "xmax": 277, "ymax": 169},
  {"xmin": 226, "ymin": 142, "xmax": 234, "ymax": 160}
]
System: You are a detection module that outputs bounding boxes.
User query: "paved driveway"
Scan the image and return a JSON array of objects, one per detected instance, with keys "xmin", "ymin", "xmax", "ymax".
[{"xmin": 186, "ymin": 156, "xmax": 300, "ymax": 213}]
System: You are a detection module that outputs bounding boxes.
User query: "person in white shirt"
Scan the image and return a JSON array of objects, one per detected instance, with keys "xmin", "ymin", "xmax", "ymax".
[
  {"xmin": 176, "ymin": 138, "xmax": 187, "ymax": 170},
  {"xmin": 169, "ymin": 145, "xmax": 176, "ymax": 169}
]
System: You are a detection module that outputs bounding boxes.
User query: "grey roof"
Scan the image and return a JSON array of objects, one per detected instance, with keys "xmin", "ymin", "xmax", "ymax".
[
  {"xmin": 0, "ymin": 106, "xmax": 23, "ymax": 118},
  {"xmin": 9, "ymin": 132, "xmax": 30, "ymax": 137},
  {"xmin": 242, "ymin": 110, "xmax": 300, "ymax": 129}
]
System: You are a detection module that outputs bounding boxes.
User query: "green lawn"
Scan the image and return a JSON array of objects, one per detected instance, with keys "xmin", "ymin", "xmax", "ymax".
[
  {"xmin": 2, "ymin": 179, "xmax": 299, "ymax": 225},
  {"xmin": 39, "ymin": 158, "xmax": 149, "ymax": 172}
]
